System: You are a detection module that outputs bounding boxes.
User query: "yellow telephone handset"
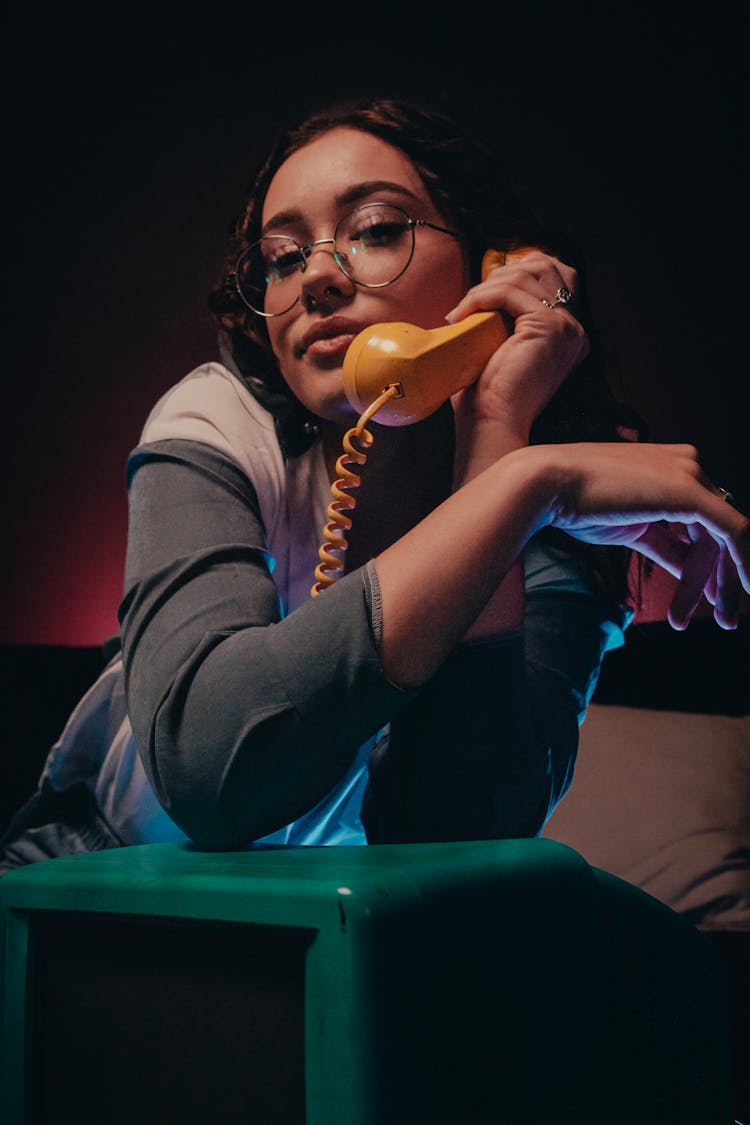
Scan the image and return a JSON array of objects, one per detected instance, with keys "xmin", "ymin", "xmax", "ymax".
[
  {"xmin": 342, "ymin": 311, "xmax": 508, "ymax": 426},
  {"xmin": 341, "ymin": 248, "xmax": 522, "ymax": 425},
  {"xmin": 311, "ymin": 248, "xmax": 532, "ymax": 595}
]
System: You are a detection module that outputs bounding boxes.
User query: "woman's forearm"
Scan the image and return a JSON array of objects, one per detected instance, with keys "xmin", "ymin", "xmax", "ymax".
[
  {"xmin": 375, "ymin": 437, "xmax": 750, "ymax": 687},
  {"xmin": 451, "ymin": 410, "xmax": 535, "ymax": 646},
  {"xmin": 375, "ymin": 445, "xmax": 556, "ymax": 687}
]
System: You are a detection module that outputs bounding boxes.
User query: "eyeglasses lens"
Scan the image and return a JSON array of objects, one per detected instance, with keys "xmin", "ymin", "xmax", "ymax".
[
  {"xmin": 236, "ymin": 236, "xmax": 301, "ymax": 317},
  {"xmin": 334, "ymin": 204, "xmax": 413, "ymax": 287},
  {"xmin": 236, "ymin": 203, "xmax": 415, "ymax": 317}
]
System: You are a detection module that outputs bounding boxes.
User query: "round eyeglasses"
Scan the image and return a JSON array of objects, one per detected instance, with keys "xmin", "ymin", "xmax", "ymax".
[{"xmin": 234, "ymin": 201, "xmax": 461, "ymax": 318}]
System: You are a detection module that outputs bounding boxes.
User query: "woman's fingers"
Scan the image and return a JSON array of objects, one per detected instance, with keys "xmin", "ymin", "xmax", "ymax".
[
  {"xmin": 714, "ymin": 544, "xmax": 743, "ymax": 628},
  {"xmin": 545, "ymin": 442, "xmax": 750, "ymax": 618},
  {"xmin": 448, "ymin": 251, "xmax": 590, "ymax": 433},
  {"xmin": 638, "ymin": 525, "xmax": 742, "ymax": 630},
  {"xmin": 631, "ymin": 523, "xmax": 692, "ymax": 576},
  {"xmin": 689, "ymin": 481, "xmax": 750, "ymax": 597},
  {"xmin": 630, "ymin": 522, "xmax": 739, "ymax": 628},
  {"xmin": 446, "ymin": 249, "xmax": 580, "ymax": 323},
  {"xmin": 723, "ymin": 518, "xmax": 750, "ymax": 597},
  {"xmin": 667, "ymin": 524, "xmax": 721, "ymax": 630}
]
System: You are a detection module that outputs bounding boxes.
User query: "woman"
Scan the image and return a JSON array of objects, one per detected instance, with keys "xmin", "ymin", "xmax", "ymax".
[{"xmin": 2, "ymin": 97, "xmax": 747, "ymax": 869}]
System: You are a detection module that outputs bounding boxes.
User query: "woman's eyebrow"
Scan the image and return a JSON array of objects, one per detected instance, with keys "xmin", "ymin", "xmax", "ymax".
[
  {"xmin": 336, "ymin": 180, "xmax": 423, "ymax": 208},
  {"xmin": 261, "ymin": 181, "xmax": 423, "ymax": 235}
]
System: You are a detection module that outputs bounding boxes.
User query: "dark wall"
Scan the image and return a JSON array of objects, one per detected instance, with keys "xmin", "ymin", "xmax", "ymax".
[{"xmin": 3, "ymin": 8, "xmax": 747, "ymax": 644}]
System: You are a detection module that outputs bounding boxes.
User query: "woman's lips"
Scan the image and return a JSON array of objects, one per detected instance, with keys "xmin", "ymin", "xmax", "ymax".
[
  {"xmin": 298, "ymin": 317, "xmax": 365, "ymax": 359},
  {"xmin": 304, "ymin": 332, "xmax": 357, "ymax": 359}
]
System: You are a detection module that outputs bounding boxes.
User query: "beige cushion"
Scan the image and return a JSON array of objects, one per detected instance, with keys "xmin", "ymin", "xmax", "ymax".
[{"xmin": 541, "ymin": 704, "xmax": 750, "ymax": 931}]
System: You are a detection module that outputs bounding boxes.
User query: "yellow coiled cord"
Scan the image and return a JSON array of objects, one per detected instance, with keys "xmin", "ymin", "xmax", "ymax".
[{"xmin": 310, "ymin": 385, "xmax": 399, "ymax": 597}]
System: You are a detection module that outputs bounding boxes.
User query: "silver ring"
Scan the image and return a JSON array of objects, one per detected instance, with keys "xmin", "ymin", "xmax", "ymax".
[
  {"xmin": 717, "ymin": 486, "xmax": 734, "ymax": 504},
  {"xmin": 541, "ymin": 285, "xmax": 572, "ymax": 310}
]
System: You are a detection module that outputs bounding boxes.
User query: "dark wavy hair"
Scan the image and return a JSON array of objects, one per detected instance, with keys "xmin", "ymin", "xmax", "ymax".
[{"xmin": 207, "ymin": 96, "xmax": 644, "ymax": 609}]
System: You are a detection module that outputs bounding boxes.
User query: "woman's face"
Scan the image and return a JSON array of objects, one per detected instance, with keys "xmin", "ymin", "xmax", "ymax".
[{"xmin": 261, "ymin": 127, "xmax": 469, "ymax": 424}]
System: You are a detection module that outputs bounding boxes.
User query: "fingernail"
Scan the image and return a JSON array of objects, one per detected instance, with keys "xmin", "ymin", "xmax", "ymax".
[{"xmin": 444, "ymin": 308, "xmax": 458, "ymax": 323}]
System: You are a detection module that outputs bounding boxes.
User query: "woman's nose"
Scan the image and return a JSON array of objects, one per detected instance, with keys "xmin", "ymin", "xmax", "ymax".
[{"xmin": 300, "ymin": 243, "xmax": 355, "ymax": 308}]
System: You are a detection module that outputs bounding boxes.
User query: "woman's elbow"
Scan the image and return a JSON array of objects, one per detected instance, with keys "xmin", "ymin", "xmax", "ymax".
[{"xmin": 146, "ymin": 767, "xmax": 286, "ymax": 851}]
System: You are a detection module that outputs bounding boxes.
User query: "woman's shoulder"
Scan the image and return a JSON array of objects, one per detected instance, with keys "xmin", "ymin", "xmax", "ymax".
[
  {"xmin": 137, "ymin": 361, "xmax": 284, "ymax": 480},
  {"xmin": 141, "ymin": 360, "xmax": 275, "ymax": 439}
]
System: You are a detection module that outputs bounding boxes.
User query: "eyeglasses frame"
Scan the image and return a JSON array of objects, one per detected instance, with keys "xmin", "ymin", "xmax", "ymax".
[{"xmin": 233, "ymin": 201, "xmax": 461, "ymax": 318}]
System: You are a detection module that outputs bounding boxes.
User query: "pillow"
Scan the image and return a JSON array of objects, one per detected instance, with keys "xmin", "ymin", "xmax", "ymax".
[{"xmin": 541, "ymin": 703, "xmax": 750, "ymax": 932}]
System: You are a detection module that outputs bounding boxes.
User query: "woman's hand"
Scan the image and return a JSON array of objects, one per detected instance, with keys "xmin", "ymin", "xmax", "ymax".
[
  {"xmin": 543, "ymin": 441, "xmax": 750, "ymax": 629},
  {"xmin": 448, "ymin": 249, "xmax": 589, "ymax": 448}
]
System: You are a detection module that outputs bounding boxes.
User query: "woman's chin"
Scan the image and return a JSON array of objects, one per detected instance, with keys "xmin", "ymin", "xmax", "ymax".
[{"xmin": 307, "ymin": 387, "xmax": 359, "ymax": 428}]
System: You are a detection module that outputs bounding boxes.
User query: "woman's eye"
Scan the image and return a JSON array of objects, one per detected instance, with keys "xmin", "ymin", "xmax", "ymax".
[
  {"xmin": 353, "ymin": 220, "xmax": 407, "ymax": 247},
  {"xmin": 265, "ymin": 249, "xmax": 303, "ymax": 281}
]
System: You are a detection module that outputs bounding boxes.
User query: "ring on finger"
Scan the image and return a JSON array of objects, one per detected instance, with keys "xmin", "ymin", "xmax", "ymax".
[{"xmin": 541, "ymin": 285, "xmax": 572, "ymax": 309}]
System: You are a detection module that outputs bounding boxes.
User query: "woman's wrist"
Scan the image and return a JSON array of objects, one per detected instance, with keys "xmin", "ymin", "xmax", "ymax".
[
  {"xmin": 452, "ymin": 414, "xmax": 531, "ymax": 487},
  {"xmin": 481, "ymin": 444, "xmax": 567, "ymax": 533}
]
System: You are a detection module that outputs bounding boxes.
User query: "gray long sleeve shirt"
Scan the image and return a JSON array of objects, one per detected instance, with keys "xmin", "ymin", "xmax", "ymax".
[{"xmin": 115, "ymin": 362, "xmax": 628, "ymax": 850}]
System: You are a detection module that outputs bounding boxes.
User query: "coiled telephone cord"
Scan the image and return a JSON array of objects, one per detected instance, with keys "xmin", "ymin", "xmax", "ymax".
[{"xmin": 310, "ymin": 385, "xmax": 399, "ymax": 597}]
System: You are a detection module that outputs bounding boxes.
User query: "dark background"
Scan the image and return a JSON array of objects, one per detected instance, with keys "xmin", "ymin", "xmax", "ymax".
[{"xmin": 2, "ymin": 4, "xmax": 747, "ymax": 646}]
